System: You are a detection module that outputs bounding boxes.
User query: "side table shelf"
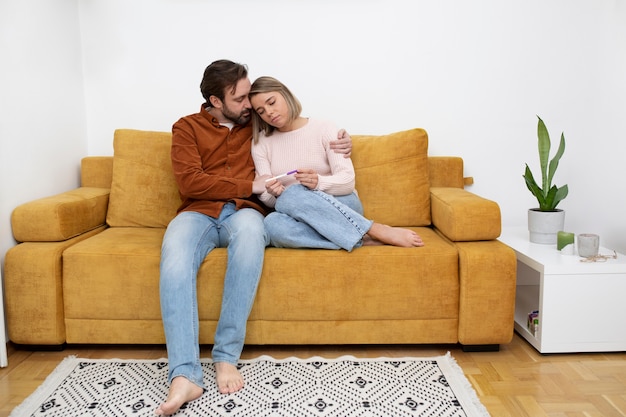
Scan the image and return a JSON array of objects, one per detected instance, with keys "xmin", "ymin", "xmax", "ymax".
[{"xmin": 500, "ymin": 227, "xmax": 626, "ymax": 353}]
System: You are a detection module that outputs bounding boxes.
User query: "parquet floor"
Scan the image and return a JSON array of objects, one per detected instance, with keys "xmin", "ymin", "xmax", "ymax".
[{"xmin": 1, "ymin": 333, "xmax": 625, "ymax": 416}]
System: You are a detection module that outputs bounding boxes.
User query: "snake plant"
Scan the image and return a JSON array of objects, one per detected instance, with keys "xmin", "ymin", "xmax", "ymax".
[{"xmin": 523, "ymin": 116, "xmax": 569, "ymax": 211}]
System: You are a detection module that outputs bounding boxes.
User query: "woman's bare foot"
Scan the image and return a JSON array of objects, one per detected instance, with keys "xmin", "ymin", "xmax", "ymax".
[
  {"xmin": 366, "ymin": 223, "xmax": 424, "ymax": 247},
  {"xmin": 215, "ymin": 362, "xmax": 244, "ymax": 394},
  {"xmin": 362, "ymin": 234, "xmax": 384, "ymax": 246},
  {"xmin": 155, "ymin": 376, "xmax": 204, "ymax": 416}
]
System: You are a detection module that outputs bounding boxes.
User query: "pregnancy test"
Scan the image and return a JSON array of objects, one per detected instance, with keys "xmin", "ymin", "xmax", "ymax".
[{"xmin": 265, "ymin": 170, "xmax": 297, "ymax": 182}]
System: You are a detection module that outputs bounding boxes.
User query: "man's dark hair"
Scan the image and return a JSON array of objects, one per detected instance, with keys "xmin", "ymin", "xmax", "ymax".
[{"xmin": 200, "ymin": 60, "xmax": 248, "ymax": 106}]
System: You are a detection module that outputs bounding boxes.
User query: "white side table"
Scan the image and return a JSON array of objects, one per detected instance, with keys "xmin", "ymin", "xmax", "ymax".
[
  {"xmin": 0, "ymin": 268, "xmax": 7, "ymax": 366},
  {"xmin": 500, "ymin": 227, "xmax": 626, "ymax": 353}
]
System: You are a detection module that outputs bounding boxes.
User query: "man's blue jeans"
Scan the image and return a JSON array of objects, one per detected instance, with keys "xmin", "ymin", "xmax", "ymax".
[
  {"xmin": 265, "ymin": 184, "xmax": 373, "ymax": 252},
  {"xmin": 159, "ymin": 204, "xmax": 269, "ymax": 389}
]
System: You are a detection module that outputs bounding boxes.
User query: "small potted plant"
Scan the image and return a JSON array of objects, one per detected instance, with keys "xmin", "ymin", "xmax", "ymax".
[{"xmin": 523, "ymin": 116, "xmax": 569, "ymax": 244}]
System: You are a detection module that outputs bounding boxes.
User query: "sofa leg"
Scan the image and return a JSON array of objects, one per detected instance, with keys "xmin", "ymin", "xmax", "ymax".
[
  {"xmin": 11, "ymin": 342, "xmax": 67, "ymax": 352},
  {"xmin": 460, "ymin": 344, "xmax": 499, "ymax": 352}
]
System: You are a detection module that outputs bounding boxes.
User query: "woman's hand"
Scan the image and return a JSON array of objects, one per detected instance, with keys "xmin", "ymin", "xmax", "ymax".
[
  {"xmin": 265, "ymin": 179, "xmax": 285, "ymax": 197},
  {"xmin": 295, "ymin": 169, "xmax": 319, "ymax": 189}
]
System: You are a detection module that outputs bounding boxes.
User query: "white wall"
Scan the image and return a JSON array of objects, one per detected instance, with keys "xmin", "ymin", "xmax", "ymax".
[
  {"xmin": 78, "ymin": 0, "xmax": 626, "ymax": 253},
  {"xmin": 1, "ymin": 0, "xmax": 625, "ymax": 267},
  {"xmin": 0, "ymin": 1, "xmax": 86, "ymax": 267}
]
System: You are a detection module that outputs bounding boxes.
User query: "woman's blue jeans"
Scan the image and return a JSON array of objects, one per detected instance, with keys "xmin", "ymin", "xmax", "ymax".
[
  {"xmin": 159, "ymin": 204, "xmax": 269, "ymax": 389},
  {"xmin": 265, "ymin": 184, "xmax": 373, "ymax": 252}
]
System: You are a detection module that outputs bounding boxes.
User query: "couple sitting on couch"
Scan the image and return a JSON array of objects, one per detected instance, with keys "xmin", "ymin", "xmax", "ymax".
[{"xmin": 157, "ymin": 60, "xmax": 423, "ymax": 415}]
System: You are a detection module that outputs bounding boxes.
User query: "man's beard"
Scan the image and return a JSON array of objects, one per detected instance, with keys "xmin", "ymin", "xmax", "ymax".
[{"xmin": 222, "ymin": 104, "xmax": 251, "ymax": 126}]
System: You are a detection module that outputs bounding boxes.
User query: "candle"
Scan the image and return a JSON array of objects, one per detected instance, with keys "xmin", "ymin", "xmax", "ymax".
[{"xmin": 557, "ymin": 231, "xmax": 575, "ymax": 254}]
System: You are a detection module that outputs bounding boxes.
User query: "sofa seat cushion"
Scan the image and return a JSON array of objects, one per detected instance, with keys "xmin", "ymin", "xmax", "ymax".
[
  {"xmin": 63, "ymin": 227, "xmax": 166, "ymax": 322},
  {"xmin": 251, "ymin": 227, "xmax": 458, "ymax": 322},
  {"xmin": 63, "ymin": 226, "xmax": 458, "ymax": 344}
]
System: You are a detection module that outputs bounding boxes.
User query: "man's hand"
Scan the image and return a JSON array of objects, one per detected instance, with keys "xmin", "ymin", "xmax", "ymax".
[
  {"xmin": 252, "ymin": 175, "xmax": 271, "ymax": 194},
  {"xmin": 330, "ymin": 128, "xmax": 352, "ymax": 158}
]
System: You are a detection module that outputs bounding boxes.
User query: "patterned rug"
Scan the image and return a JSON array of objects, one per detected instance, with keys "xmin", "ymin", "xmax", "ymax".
[{"xmin": 10, "ymin": 353, "xmax": 490, "ymax": 417}]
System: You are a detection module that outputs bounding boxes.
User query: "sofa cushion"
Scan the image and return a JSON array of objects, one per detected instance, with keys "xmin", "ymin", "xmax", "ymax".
[
  {"xmin": 106, "ymin": 128, "xmax": 430, "ymax": 228},
  {"xmin": 62, "ymin": 226, "xmax": 460, "ymax": 344},
  {"xmin": 430, "ymin": 187, "xmax": 502, "ymax": 241},
  {"xmin": 351, "ymin": 128, "xmax": 430, "ymax": 226},
  {"xmin": 106, "ymin": 129, "xmax": 181, "ymax": 227},
  {"xmin": 251, "ymin": 227, "xmax": 458, "ymax": 323},
  {"xmin": 11, "ymin": 187, "xmax": 110, "ymax": 242}
]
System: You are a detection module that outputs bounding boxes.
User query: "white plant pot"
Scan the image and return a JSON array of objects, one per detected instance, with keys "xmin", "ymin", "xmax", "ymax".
[{"xmin": 527, "ymin": 209, "xmax": 565, "ymax": 244}]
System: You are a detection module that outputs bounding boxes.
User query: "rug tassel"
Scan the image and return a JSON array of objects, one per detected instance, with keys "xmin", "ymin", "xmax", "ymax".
[
  {"xmin": 444, "ymin": 352, "xmax": 491, "ymax": 417},
  {"xmin": 9, "ymin": 355, "xmax": 78, "ymax": 417}
]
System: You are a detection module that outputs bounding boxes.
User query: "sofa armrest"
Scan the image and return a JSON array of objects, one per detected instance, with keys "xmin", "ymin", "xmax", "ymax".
[
  {"xmin": 456, "ymin": 240, "xmax": 516, "ymax": 346},
  {"xmin": 430, "ymin": 187, "xmax": 501, "ymax": 241},
  {"xmin": 12, "ymin": 187, "xmax": 110, "ymax": 242}
]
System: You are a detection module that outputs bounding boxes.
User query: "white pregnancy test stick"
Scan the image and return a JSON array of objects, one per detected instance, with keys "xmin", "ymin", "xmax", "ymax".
[{"xmin": 265, "ymin": 170, "xmax": 297, "ymax": 182}]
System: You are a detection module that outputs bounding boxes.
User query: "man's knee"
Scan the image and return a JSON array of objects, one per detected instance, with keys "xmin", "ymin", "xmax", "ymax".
[{"xmin": 230, "ymin": 209, "xmax": 268, "ymax": 243}]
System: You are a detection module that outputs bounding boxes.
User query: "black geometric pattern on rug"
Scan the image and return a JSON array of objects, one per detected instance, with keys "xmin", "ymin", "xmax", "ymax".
[{"xmin": 13, "ymin": 355, "xmax": 489, "ymax": 417}]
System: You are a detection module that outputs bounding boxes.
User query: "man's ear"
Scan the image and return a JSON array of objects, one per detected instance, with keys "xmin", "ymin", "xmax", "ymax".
[{"xmin": 208, "ymin": 95, "xmax": 222, "ymax": 109}]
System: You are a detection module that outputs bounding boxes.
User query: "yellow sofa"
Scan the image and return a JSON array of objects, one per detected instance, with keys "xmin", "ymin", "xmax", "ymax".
[{"xmin": 5, "ymin": 128, "xmax": 516, "ymax": 350}]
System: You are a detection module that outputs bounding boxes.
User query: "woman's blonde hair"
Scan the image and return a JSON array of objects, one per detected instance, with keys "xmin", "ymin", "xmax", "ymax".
[{"xmin": 249, "ymin": 76, "xmax": 302, "ymax": 143}]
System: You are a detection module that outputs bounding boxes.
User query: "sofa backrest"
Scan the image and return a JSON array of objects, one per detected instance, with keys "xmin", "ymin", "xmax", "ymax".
[
  {"xmin": 105, "ymin": 128, "xmax": 432, "ymax": 228},
  {"xmin": 106, "ymin": 130, "xmax": 181, "ymax": 228},
  {"xmin": 351, "ymin": 128, "xmax": 430, "ymax": 226}
]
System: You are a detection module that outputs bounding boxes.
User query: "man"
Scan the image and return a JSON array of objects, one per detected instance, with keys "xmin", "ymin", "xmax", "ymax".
[{"xmin": 156, "ymin": 60, "xmax": 352, "ymax": 416}]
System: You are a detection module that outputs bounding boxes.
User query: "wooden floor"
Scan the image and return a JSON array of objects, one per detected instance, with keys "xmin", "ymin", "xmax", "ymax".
[{"xmin": 1, "ymin": 333, "xmax": 625, "ymax": 417}]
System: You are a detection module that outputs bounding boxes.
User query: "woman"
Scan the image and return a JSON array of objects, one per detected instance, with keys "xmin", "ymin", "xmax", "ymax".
[{"xmin": 250, "ymin": 76, "xmax": 423, "ymax": 250}]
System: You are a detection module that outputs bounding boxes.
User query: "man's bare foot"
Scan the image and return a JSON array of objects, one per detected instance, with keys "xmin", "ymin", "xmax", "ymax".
[
  {"xmin": 155, "ymin": 376, "xmax": 203, "ymax": 416},
  {"xmin": 215, "ymin": 362, "xmax": 244, "ymax": 394},
  {"xmin": 366, "ymin": 223, "xmax": 424, "ymax": 247}
]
